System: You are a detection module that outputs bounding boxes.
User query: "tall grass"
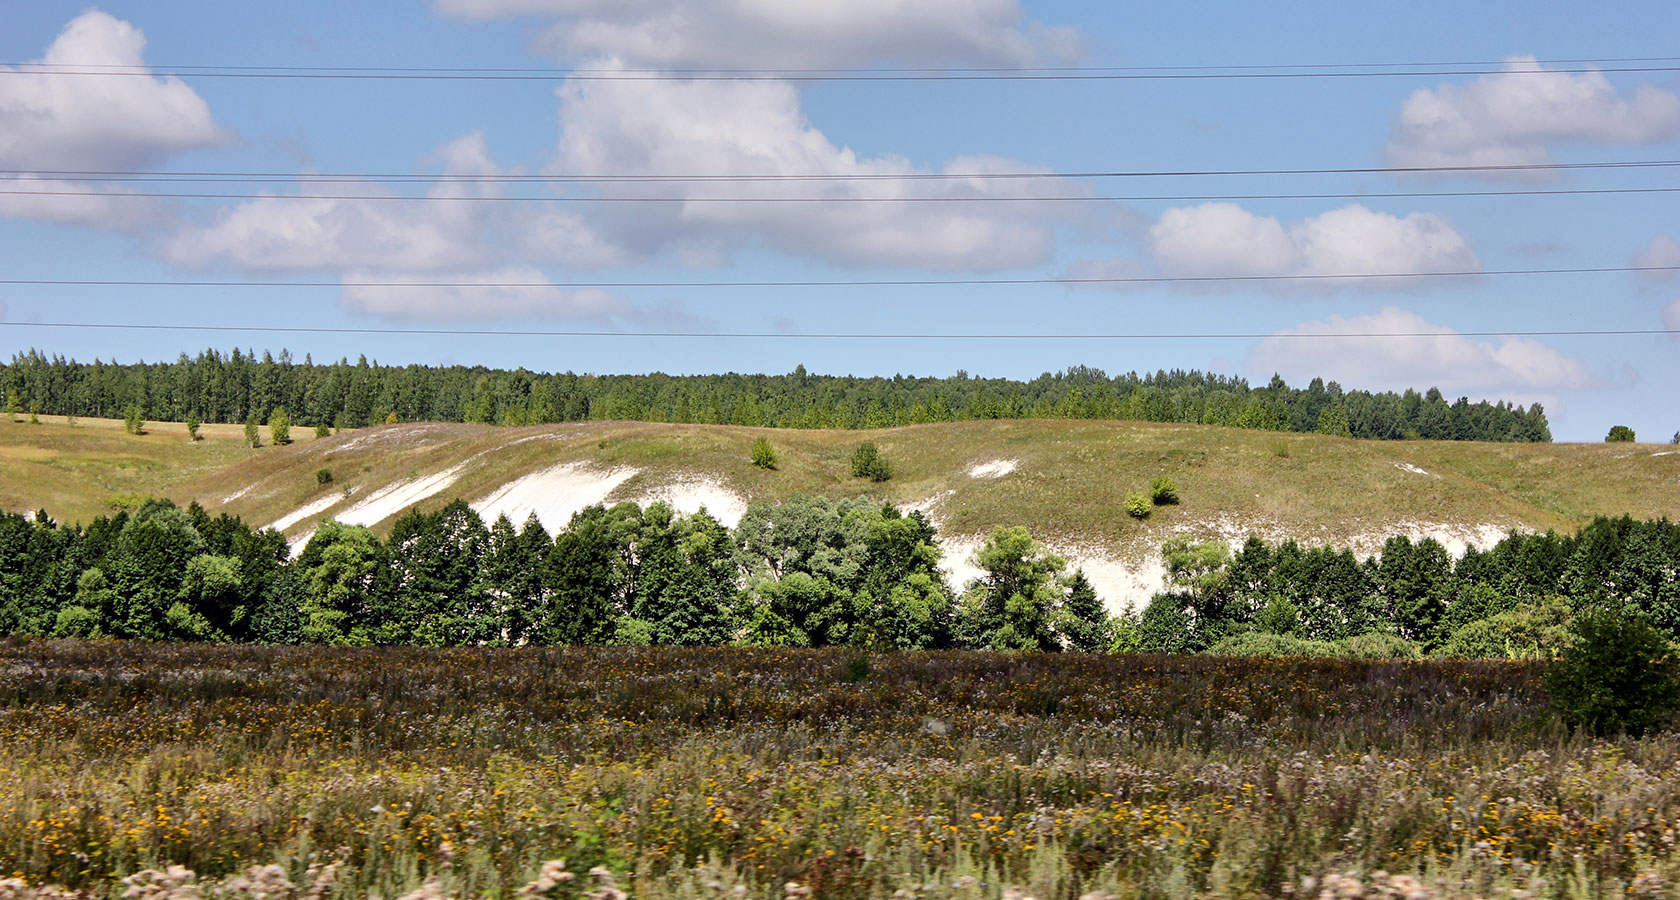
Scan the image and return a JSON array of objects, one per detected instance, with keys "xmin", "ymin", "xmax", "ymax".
[{"xmin": 2, "ymin": 639, "xmax": 1677, "ymax": 899}]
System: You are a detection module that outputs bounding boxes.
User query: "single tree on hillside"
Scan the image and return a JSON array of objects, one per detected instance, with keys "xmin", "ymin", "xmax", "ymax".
[{"xmin": 1606, "ymin": 425, "xmax": 1636, "ymax": 442}]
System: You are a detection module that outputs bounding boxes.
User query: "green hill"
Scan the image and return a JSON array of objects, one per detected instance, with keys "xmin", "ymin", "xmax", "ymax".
[{"xmin": 4, "ymin": 415, "xmax": 1676, "ymax": 607}]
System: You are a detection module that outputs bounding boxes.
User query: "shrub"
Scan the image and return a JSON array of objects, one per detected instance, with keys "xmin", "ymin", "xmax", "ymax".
[
  {"xmin": 269, "ymin": 408, "xmax": 292, "ymax": 445},
  {"xmin": 1605, "ymin": 425, "xmax": 1636, "ymax": 442},
  {"xmin": 850, "ymin": 442, "xmax": 891, "ymax": 482},
  {"xmin": 1339, "ymin": 631, "xmax": 1424, "ymax": 660},
  {"xmin": 123, "ymin": 405, "xmax": 145, "ymax": 435},
  {"xmin": 1150, "ymin": 475, "xmax": 1179, "ymax": 505},
  {"xmin": 1436, "ymin": 601, "xmax": 1574, "ymax": 659},
  {"xmin": 315, "ymin": 423, "xmax": 331, "ymax": 439},
  {"xmin": 1544, "ymin": 605, "xmax": 1680, "ymax": 736},
  {"xmin": 185, "ymin": 415, "xmax": 201, "ymax": 441},
  {"xmin": 1208, "ymin": 631, "xmax": 1342, "ymax": 658},
  {"xmin": 1125, "ymin": 493, "xmax": 1151, "ymax": 519},
  {"xmin": 244, "ymin": 414, "xmax": 260, "ymax": 448},
  {"xmin": 385, "ymin": 411, "xmax": 400, "ymax": 425},
  {"xmin": 316, "ymin": 468, "xmax": 334, "ymax": 486},
  {"xmin": 750, "ymin": 436, "xmax": 777, "ymax": 470}
]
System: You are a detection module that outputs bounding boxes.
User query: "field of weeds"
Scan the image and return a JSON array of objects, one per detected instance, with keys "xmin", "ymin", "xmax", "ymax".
[{"xmin": 2, "ymin": 640, "xmax": 1678, "ymax": 900}]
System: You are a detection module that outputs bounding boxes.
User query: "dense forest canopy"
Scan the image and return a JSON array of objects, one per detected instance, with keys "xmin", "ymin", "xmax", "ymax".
[
  {"xmin": 1, "ymin": 493, "xmax": 1673, "ymax": 656},
  {"xmin": 0, "ymin": 349, "xmax": 1551, "ymax": 441}
]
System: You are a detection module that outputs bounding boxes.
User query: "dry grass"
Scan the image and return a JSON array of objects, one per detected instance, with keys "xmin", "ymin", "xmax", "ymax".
[
  {"xmin": 7, "ymin": 417, "xmax": 1677, "ymax": 560},
  {"xmin": 3, "ymin": 640, "xmax": 1678, "ymax": 899}
]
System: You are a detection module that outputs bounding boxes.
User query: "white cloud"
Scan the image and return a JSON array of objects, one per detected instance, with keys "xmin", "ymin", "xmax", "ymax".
[
  {"xmin": 1133, "ymin": 202, "xmax": 1477, "ymax": 290},
  {"xmin": 1664, "ymin": 298, "xmax": 1680, "ymax": 332},
  {"xmin": 0, "ymin": 177, "xmax": 163, "ymax": 229},
  {"xmin": 1386, "ymin": 56, "xmax": 1680, "ymax": 170},
  {"xmin": 0, "ymin": 11, "xmax": 229, "ymax": 170},
  {"xmin": 552, "ymin": 72, "xmax": 1082, "ymax": 269},
  {"xmin": 1248, "ymin": 307, "xmax": 1600, "ymax": 396},
  {"xmin": 1634, "ymin": 235, "xmax": 1680, "ymax": 279},
  {"xmin": 164, "ymin": 132, "xmax": 627, "ymax": 272},
  {"xmin": 340, "ymin": 268, "xmax": 625, "ymax": 321},
  {"xmin": 435, "ymin": 0, "xmax": 1079, "ymax": 68}
]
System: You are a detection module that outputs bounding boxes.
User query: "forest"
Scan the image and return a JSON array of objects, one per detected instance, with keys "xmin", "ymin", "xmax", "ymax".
[
  {"xmin": 0, "ymin": 348, "xmax": 1552, "ymax": 441},
  {"xmin": 1, "ymin": 494, "xmax": 1672, "ymax": 657}
]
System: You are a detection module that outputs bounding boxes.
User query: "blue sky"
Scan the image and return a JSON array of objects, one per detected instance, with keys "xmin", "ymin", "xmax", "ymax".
[{"xmin": 1, "ymin": 1, "xmax": 1678, "ymax": 441}]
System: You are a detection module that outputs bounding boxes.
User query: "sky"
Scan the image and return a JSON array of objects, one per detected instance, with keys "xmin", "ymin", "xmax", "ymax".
[{"xmin": 1, "ymin": 1, "xmax": 1678, "ymax": 442}]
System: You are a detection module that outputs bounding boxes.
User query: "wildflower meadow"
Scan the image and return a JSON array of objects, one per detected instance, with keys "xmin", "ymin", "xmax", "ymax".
[{"xmin": 4, "ymin": 640, "xmax": 1679, "ymax": 899}]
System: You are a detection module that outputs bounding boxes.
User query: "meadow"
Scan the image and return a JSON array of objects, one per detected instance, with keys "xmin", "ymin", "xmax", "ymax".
[{"xmin": 4, "ymin": 640, "xmax": 1677, "ymax": 899}]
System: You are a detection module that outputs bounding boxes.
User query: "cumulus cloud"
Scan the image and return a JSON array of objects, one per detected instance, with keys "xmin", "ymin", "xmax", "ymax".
[
  {"xmin": 551, "ymin": 72, "xmax": 1083, "ymax": 269},
  {"xmin": 1634, "ymin": 235, "xmax": 1680, "ymax": 279},
  {"xmin": 434, "ymin": 0, "xmax": 1079, "ymax": 68},
  {"xmin": 1070, "ymin": 203, "xmax": 1478, "ymax": 291},
  {"xmin": 0, "ymin": 177, "xmax": 163, "ymax": 229},
  {"xmin": 0, "ymin": 11, "xmax": 229, "ymax": 170},
  {"xmin": 1386, "ymin": 56, "xmax": 1680, "ymax": 170},
  {"xmin": 1248, "ymin": 307, "xmax": 1600, "ymax": 397},
  {"xmin": 164, "ymin": 133, "xmax": 626, "ymax": 272},
  {"xmin": 340, "ymin": 268, "xmax": 625, "ymax": 321}
]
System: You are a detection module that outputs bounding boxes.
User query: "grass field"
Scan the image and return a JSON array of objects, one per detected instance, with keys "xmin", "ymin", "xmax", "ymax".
[
  {"xmin": 9, "ymin": 416, "xmax": 1677, "ymax": 554},
  {"xmin": 3, "ymin": 640, "xmax": 1676, "ymax": 899}
]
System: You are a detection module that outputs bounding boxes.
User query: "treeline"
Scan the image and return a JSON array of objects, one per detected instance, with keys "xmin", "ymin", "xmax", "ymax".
[
  {"xmin": 2, "ymin": 494, "xmax": 1675, "ymax": 656},
  {"xmin": 0, "ymin": 349, "xmax": 1551, "ymax": 441}
]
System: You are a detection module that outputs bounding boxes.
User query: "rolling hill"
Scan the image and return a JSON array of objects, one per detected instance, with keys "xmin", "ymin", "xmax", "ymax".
[{"xmin": 4, "ymin": 415, "xmax": 1677, "ymax": 609}]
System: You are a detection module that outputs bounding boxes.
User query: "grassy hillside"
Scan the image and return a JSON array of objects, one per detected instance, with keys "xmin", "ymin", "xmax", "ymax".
[{"xmin": 8, "ymin": 415, "xmax": 1673, "ymax": 561}]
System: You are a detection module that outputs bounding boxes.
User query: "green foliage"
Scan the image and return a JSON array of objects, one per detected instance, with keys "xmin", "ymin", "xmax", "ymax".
[
  {"xmin": 244, "ymin": 414, "xmax": 260, "ymax": 448},
  {"xmin": 1057, "ymin": 570, "xmax": 1112, "ymax": 653},
  {"xmin": 1544, "ymin": 605, "xmax": 1680, "ymax": 736},
  {"xmin": 1125, "ymin": 493, "xmax": 1150, "ymax": 519},
  {"xmin": 185, "ymin": 415, "xmax": 201, "ymax": 441},
  {"xmin": 1136, "ymin": 592, "xmax": 1198, "ymax": 653},
  {"xmin": 0, "ymin": 348, "xmax": 1555, "ymax": 442},
  {"xmin": 316, "ymin": 468, "xmax": 333, "ymax": 486},
  {"xmin": 315, "ymin": 422, "xmax": 331, "ymax": 438},
  {"xmin": 3, "ymin": 389, "xmax": 18, "ymax": 422},
  {"xmin": 850, "ymin": 442, "xmax": 892, "ymax": 481},
  {"xmin": 1339, "ymin": 631, "xmax": 1424, "ymax": 659},
  {"xmin": 27, "ymin": 402, "xmax": 39, "ymax": 425},
  {"xmin": 750, "ymin": 436, "xmax": 777, "ymax": 470},
  {"xmin": 1605, "ymin": 424, "xmax": 1636, "ymax": 442},
  {"xmin": 961, "ymin": 525, "xmax": 1067, "ymax": 651},
  {"xmin": 1315, "ymin": 402, "xmax": 1353, "ymax": 437},
  {"xmin": 268, "ymin": 407, "xmax": 292, "ymax": 445},
  {"xmin": 1436, "ymin": 601, "xmax": 1574, "ymax": 659},
  {"xmin": 1149, "ymin": 474, "xmax": 1179, "ymax": 505},
  {"xmin": 123, "ymin": 405, "xmax": 145, "ymax": 435},
  {"xmin": 1207, "ymin": 631, "xmax": 1344, "ymax": 658}
]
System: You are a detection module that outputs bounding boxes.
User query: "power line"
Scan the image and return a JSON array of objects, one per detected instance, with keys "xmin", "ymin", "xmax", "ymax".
[
  {"xmin": 3, "ymin": 265, "xmax": 1676, "ymax": 289},
  {"xmin": 5, "ymin": 60, "xmax": 1680, "ymax": 82},
  {"xmin": 0, "ymin": 320, "xmax": 1672, "ymax": 340},
  {"xmin": 5, "ymin": 186, "xmax": 1678, "ymax": 204},
  {"xmin": 6, "ymin": 159, "xmax": 1680, "ymax": 183}
]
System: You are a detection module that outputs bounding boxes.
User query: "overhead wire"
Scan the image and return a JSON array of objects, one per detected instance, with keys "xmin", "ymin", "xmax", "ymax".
[
  {"xmin": 3, "ymin": 265, "xmax": 1676, "ymax": 289},
  {"xmin": 0, "ymin": 320, "xmax": 1672, "ymax": 341}
]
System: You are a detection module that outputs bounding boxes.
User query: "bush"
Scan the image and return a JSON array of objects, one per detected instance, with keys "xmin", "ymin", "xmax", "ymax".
[
  {"xmin": 1340, "ymin": 631, "xmax": 1424, "ymax": 660},
  {"xmin": 269, "ymin": 408, "xmax": 292, "ymax": 445},
  {"xmin": 185, "ymin": 415, "xmax": 201, "ymax": 441},
  {"xmin": 850, "ymin": 442, "xmax": 892, "ymax": 482},
  {"xmin": 1208, "ymin": 631, "xmax": 1343, "ymax": 658},
  {"xmin": 315, "ymin": 423, "xmax": 331, "ymax": 439},
  {"xmin": 244, "ymin": 414, "xmax": 260, "ymax": 448},
  {"xmin": 1435, "ymin": 601, "xmax": 1574, "ymax": 659},
  {"xmin": 1605, "ymin": 425, "xmax": 1636, "ymax": 442},
  {"xmin": 750, "ymin": 436, "xmax": 777, "ymax": 470},
  {"xmin": 1150, "ymin": 475, "xmax": 1179, "ymax": 505},
  {"xmin": 316, "ymin": 468, "xmax": 334, "ymax": 486},
  {"xmin": 123, "ymin": 405, "xmax": 145, "ymax": 435},
  {"xmin": 1125, "ymin": 493, "xmax": 1151, "ymax": 519},
  {"xmin": 1544, "ymin": 605, "xmax": 1680, "ymax": 736}
]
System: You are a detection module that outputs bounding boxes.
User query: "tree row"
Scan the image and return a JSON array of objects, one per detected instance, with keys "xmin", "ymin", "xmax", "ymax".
[
  {"xmin": 1, "ymin": 350, "xmax": 1551, "ymax": 441},
  {"xmin": 3, "ymin": 495, "xmax": 1675, "ymax": 656}
]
